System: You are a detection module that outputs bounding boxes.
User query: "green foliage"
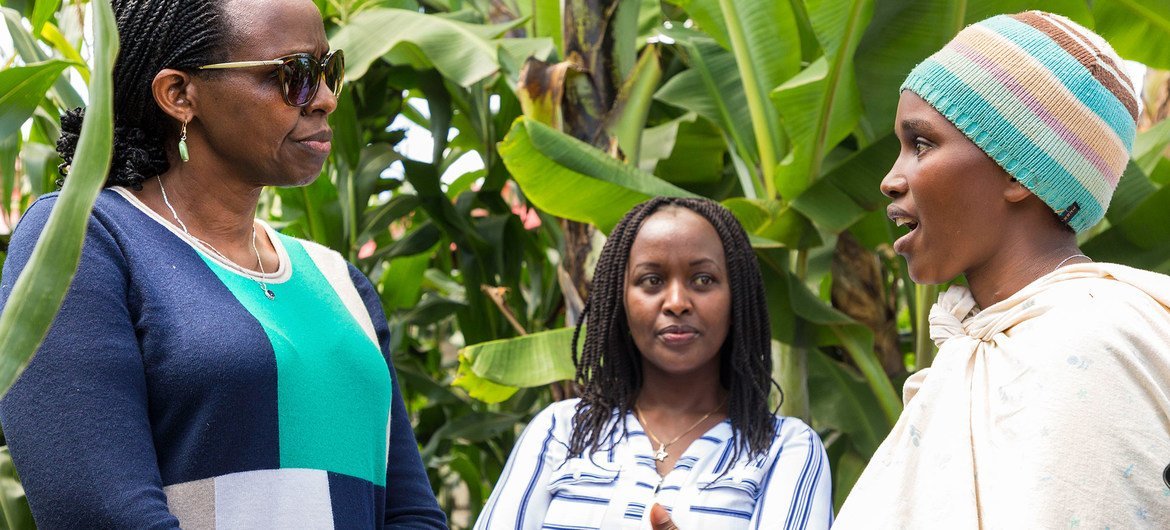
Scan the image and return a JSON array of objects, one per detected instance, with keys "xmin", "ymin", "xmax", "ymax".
[
  {"xmin": 453, "ymin": 326, "xmax": 577, "ymax": 402},
  {"xmin": 2, "ymin": 0, "xmax": 1170, "ymax": 528},
  {"xmin": 0, "ymin": 447, "xmax": 33, "ymax": 530},
  {"xmin": 0, "ymin": 61, "xmax": 72, "ymax": 140},
  {"xmin": 1093, "ymin": 1, "xmax": 1170, "ymax": 70},
  {"xmin": 499, "ymin": 117, "xmax": 697, "ymax": 233},
  {"xmin": 0, "ymin": 0, "xmax": 116, "ymax": 397},
  {"xmin": 332, "ymin": 7, "xmax": 552, "ymax": 84}
]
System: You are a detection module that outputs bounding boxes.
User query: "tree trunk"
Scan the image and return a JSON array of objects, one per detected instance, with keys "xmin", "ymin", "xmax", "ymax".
[
  {"xmin": 559, "ymin": 0, "xmax": 623, "ymax": 307},
  {"xmin": 831, "ymin": 232, "xmax": 905, "ymax": 378}
]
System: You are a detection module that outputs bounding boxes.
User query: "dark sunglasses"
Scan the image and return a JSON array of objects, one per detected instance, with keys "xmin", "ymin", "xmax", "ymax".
[{"xmin": 198, "ymin": 50, "xmax": 344, "ymax": 108}]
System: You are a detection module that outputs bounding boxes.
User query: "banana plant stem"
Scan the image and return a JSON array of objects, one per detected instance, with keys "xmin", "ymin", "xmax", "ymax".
[{"xmin": 914, "ymin": 283, "xmax": 938, "ymax": 370}]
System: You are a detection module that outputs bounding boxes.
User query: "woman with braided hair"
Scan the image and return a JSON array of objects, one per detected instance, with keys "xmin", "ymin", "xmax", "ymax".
[
  {"xmin": 476, "ymin": 197, "xmax": 832, "ymax": 530},
  {"xmin": 0, "ymin": 0, "xmax": 444, "ymax": 527}
]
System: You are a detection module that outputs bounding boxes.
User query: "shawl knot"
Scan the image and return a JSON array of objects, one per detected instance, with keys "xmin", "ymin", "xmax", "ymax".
[{"xmin": 929, "ymin": 285, "xmax": 978, "ymax": 346}]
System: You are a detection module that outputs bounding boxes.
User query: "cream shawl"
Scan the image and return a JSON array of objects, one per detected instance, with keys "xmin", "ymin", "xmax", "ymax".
[{"xmin": 834, "ymin": 263, "xmax": 1170, "ymax": 529}]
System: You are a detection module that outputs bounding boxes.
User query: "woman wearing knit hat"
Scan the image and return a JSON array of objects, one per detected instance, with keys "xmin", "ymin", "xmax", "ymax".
[{"xmin": 835, "ymin": 11, "xmax": 1170, "ymax": 528}]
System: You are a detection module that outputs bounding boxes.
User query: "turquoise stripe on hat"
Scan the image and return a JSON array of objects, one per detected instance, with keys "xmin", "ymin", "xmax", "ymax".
[
  {"xmin": 902, "ymin": 62, "xmax": 1105, "ymax": 232},
  {"xmin": 983, "ymin": 15, "xmax": 1136, "ymax": 148}
]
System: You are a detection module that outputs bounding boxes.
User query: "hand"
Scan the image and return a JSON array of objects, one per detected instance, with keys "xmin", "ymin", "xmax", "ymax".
[{"xmin": 650, "ymin": 503, "xmax": 680, "ymax": 530}]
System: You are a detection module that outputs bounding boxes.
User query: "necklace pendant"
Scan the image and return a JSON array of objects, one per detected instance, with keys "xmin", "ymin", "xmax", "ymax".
[
  {"xmin": 653, "ymin": 443, "xmax": 669, "ymax": 462},
  {"xmin": 263, "ymin": 287, "xmax": 276, "ymax": 300}
]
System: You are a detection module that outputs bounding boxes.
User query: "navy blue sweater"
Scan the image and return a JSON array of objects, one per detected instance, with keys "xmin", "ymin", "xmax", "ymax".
[{"xmin": 0, "ymin": 189, "xmax": 446, "ymax": 529}]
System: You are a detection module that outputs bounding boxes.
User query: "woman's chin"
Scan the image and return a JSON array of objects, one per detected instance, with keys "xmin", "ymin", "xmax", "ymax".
[
  {"xmin": 280, "ymin": 170, "xmax": 324, "ymax": 188},
  {"xmin": 905, "ymin": 260, "xmax": 956, "ymax": 286}
]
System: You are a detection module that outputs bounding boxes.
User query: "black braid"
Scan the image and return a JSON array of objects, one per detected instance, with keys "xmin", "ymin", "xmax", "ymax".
[
  {"xmin": 56, "ymin": 0, "xmax": 231, "ymax": 189},
  {"xmin": 568, "ymin": 197, "xmax": 780, "ymax": 468}
]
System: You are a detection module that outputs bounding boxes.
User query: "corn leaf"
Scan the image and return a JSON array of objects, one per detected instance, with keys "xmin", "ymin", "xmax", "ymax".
[{"xmin": 0, "ymin": 0, "xmax": 117, "ymax": 397}]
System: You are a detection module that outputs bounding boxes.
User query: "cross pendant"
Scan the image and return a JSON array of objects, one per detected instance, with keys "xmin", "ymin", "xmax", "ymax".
[{"xmin": 653, "ymin": 443, "xmax": 669, "ymax": 462}]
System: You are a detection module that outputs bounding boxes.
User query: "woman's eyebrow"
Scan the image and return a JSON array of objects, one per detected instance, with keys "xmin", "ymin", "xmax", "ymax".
[
  {"xmin": 629, "ymin": 261, "xmax": 661, "ymax": 270},
  {"xmin": 900, "ymin": 118, "xmax": 933, "ymax": 135}
]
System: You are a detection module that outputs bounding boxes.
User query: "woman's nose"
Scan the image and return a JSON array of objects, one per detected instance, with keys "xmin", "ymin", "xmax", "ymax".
[
  {"xmin": 306, "ymin": 77, "xmax": 339, "ymax": 115},
  {"xmin": 880, "ymin": 165, "xmax": 907, "ymax": 199},
  {"xmin": 662, "ymin": 281, "xmax": 692, "ymax": 316}
]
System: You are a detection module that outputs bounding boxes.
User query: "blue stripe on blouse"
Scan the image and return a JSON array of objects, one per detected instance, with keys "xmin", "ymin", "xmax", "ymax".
[
  {"xmin": 753, "ymin": 418, "xmax": 786, "ymax": 530},
  {"xmin": 550, "ymin": 492, "xmax": 609, "ymax": 505},
  {"xmin": 796, "ymin": 438, "xmax": 825, "ymax": 528},
  {"xmin": 713, "ymin": 438, "xmax": 735, "ymax": 472},
  {"xmin": 517, "ymin": 415, "xmax": 558, "ymax": 530},
  {"xmin": 691, "ymin": 505, "xmax": 754, "ymax": 520},
  {"xmin": 784, "ymin": 429, "xmax": 822, "ymax": 530},
  {"xmin": 548, "ymin": 472, "xmax": 617, "ymax": 486}
]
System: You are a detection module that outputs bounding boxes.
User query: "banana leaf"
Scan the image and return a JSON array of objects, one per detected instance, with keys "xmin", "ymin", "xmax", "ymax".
[
  {"xmin": 332, "ymin": 7, "xmax": 551, "ymax": 85},
  {"xmin": 1093, "ymin": 0, "xmax": 1170, "ymax": 70},
  {"xmin": 771, "ymin": 0, "xmax": 872, "ymax": 199},
  {"xmin": 674, "ymin": 0, "xmax": 801, "ymax": 194},
  {"xmin": 852, "ymin": 0, "xmax": 1090, "ymax": 137},
  {"xmin": 460, "ymin": 326, "xmax": 577, "ymax": 388},
  {"xmin": 655, "ymin": 31, "xmax": 762, "ymax": 194},
  {"xmin": 499, "ymin": 117, "xmax": 697, "ymax": 234}
]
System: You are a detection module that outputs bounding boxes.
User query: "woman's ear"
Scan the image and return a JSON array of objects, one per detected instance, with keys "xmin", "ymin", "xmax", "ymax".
[
  {"xmin": 151, "ymin": 68, "xmax": 195, "ymax": 123},
  {"xmin": 1003, "ymin": 176, "xmax": 1033, "ymax": 204}
]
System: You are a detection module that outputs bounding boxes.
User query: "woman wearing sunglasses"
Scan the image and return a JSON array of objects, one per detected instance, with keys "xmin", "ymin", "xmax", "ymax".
[{"xmin": 0, "ymin": 0, "xmax": 445, "ymax": 528}]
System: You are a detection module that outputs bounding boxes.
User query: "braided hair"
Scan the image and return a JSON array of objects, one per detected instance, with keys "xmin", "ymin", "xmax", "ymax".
[
  {"xmin": 56, "ymin": 0, "xmax": 231, "ymax": 189},
  {"xmin": 568, "ymin": 197, "xmax": 779, "ymax": 467}
]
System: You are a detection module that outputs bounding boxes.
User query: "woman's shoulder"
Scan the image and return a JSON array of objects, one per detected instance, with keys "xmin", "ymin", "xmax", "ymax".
[
  {"xmin": 15, "ymin": 188, "xmax": 134, "ymax": 232},
  {"xmin": 718, "ymin": 414, "xmax": 821, "ymax": 462},
  {"xmin": 525, "ymin": 398, "xmax": 618, "ymax": 445},
  {"xmin": 768, "ymin": 414, "xmax": 820, "ymax": 446},
  {"xmin": 7, "ymin": 189, "xmax": 144, "ymax": 264},
  {"xmin": 731, "ymin": 414, "xmax": 824, "ymax": 464},
  {"xmin": 269, "ymin": 229, "xmax": 368, "ymax": 289},
  {"xmin": 530, "ymin": 398, "xmax": 584, "ymax": 430},
  {"xmin": 1018, "ymin": 266, "xmax": 1170, "ymax": 340},
  {"xmin": 280, "ymin": 230, "xmax": 340, "ymax": 260}
]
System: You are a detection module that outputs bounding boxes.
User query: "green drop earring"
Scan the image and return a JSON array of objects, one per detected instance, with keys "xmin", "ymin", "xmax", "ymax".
[{"xmin": 178, "ymin": 119, "xmax": 190, "ymax": 162}]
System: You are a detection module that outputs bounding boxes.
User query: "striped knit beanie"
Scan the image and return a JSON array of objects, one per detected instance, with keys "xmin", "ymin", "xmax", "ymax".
[{"xmin": 901, "ymin": 11, "xmax": 1141, "ymax": 233}]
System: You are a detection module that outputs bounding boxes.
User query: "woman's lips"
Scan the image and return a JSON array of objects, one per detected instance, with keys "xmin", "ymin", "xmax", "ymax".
[
  {"xmin": 658, "ymin": 325, "xmax": 700, "ymax": 346},
  {"xmin": 887, "ymin": 205, "xmax": 920, "ymax": 255},
  {"xmin": 299, "ymin": 139, "xmax": 332, "ymax": 153},
  {"xmin": 892, "ymin": 222, "xmax": 921, "ymax": 255},
  {"xmin": 297, "ymin": 130, "xmax": 333, "ymax": 154}
]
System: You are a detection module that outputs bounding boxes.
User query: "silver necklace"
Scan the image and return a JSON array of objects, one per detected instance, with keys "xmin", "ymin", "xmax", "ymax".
[
  {"xmin": 157, "ymin": 176, "xmax": 276, "ymax": 300},
  {"xmin": 1054, "ymin": 253, "xmax": 1092, "ymax": 272}
]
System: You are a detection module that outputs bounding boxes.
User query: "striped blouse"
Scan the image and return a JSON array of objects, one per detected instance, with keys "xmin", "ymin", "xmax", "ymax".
[{"xmin": 475, "ymin": 399, "xmax": 832, "ymax": 530}]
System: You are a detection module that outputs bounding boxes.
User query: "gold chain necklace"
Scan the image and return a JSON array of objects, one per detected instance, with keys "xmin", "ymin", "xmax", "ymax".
[{"xmin": 635, "ymin": 397, "xmax": 727, "ymax": 462}]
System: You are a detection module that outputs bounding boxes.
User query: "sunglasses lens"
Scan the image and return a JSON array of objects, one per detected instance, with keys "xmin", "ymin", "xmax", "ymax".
[
  {"xmin": 325, "ymin": 52, "xmax": 345, "ymax": 96},
  {"xmin": 282, "ymin": 55, "xmax": 317, "ymax": 107}
]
